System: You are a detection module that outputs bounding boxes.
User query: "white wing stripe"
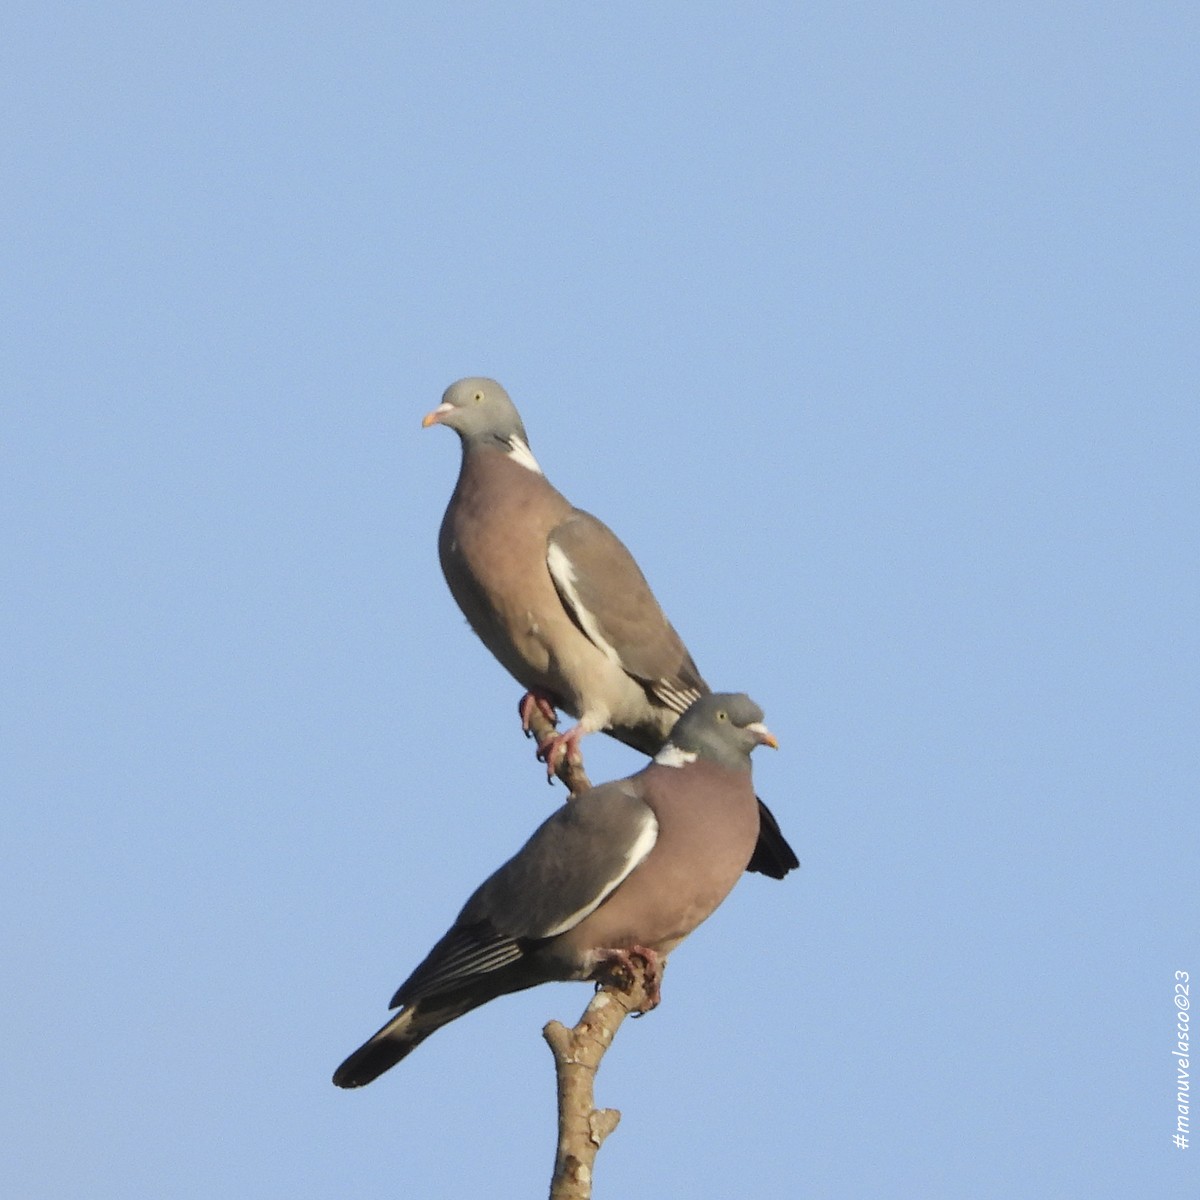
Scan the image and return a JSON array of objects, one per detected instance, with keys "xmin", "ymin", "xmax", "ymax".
[
  {"xmin": 546, "ymin": 543, "xmax": 624, "ymax": 667},
  {"xmin": 540, "ymin": 811, "xmax": 659, "ymax": 937}
]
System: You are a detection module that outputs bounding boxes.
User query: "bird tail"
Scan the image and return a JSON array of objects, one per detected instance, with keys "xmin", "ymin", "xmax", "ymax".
[
  {"xmin": 332, "ymin": 1000, "xmax": 466, "ymax": 1088},
  {"xmin": 745, "ymin": 796, "xmax": 800, "ymax": 879}
]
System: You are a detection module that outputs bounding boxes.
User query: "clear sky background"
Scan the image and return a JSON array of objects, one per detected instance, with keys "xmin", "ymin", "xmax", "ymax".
[{"xmin": 4, "ymin": 4, "xmax": 1197, "ymax": 1197}]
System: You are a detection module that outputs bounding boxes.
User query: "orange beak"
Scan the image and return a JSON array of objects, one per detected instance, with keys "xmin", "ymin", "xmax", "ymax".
[
  {"xmin": 747, "ymin": 722, "xmax": 779, "ymax": 749},
  {"xmin": 422, "ymin": 402, "xmax": 454, "ymax": 428}
]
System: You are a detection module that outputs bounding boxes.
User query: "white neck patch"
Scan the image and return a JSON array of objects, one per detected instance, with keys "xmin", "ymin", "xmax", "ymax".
[
  {"xmin": 505, "ymin": 436, "xmax": 543, "ymax": 474},
  {"xmin": 654, "ymin": 742, "xmax": 697, "ymax": 769}
]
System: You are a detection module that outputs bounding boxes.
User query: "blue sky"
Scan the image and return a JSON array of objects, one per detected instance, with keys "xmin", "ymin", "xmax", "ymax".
[{"xmin": 4, "ymin": 4, "xmax": 1197, "ymax": 1197}]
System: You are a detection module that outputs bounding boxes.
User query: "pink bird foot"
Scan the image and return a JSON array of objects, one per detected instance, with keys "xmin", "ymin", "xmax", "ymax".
[
  {"xmin": 593, "ymin": 945, "xmax": 664, "ymax": 1012},
  {"xmin": 536, "ymin": 723, "xmax": 587, "ymax": 780},
  {"xmin": 518, "ymin": 690, "xmax": 559, "ymax": 737}
]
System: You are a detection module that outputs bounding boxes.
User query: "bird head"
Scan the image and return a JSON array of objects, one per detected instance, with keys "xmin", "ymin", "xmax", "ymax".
[
  {"xmin": 423, "ymin": 377, "xmax": 530, "ymax": 449},
  {"xmin": 666, "ymin": 693, "xmax": 778, "ymax": 771}
]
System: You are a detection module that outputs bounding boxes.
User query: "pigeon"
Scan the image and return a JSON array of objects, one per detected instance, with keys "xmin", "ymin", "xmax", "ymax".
[
  {"xmin": 423, "ymin": 377, "xmax": 798, "ymax": 880},
  {"xmin": 333, "ymin": 693, "xmax": 776, "ymax": 1088}
]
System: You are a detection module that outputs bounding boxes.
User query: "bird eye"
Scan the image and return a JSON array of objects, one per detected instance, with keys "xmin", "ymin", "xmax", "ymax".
[
  {"xmin": 716, "ymin": 710, "xmax": 728, "ymax": 721},
  {"xmin": 473, "ymin": 391, "xmax": 484, "ymax": 403}
]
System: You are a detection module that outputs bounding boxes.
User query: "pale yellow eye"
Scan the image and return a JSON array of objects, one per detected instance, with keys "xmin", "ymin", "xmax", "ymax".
[
  {"xmin": 473, "ymin": 391, "xmax": 484, "ymax": 403},
  {"xmin": 716, "ymin": 710, "xmax": 728, "ymax": 721}
]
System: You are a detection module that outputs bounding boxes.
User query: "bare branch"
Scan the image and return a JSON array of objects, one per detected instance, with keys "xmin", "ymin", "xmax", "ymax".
[
  {"xmin": 544, "ymin": 963, "xmax": 657, "ymax": 1200},
  {"xmin": 523, "ymin": 704, "xmax": 593, "ymax": 797},
  {"xmin": 522, "ymin": 701, "xmax": 641, "ymax": 1197}
]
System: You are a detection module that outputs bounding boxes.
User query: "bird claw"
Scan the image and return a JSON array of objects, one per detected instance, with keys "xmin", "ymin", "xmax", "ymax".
[
  {"xmin": 518, "ymin": 691, "xmax": 559, "ymax": 738},
  {"xmin": 536, "ymin": 725, "xmax": 585, "ymax": 781},
  {"xmin": 593, "ymin": 945, "xmax": 663, "ymax": 1013}
]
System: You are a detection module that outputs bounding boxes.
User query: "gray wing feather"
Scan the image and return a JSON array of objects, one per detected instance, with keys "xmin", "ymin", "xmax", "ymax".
[
  {"xmin": 464, "ymin": 782, "xmax": 657, "ymax": 935},
  {"xmin": 391, "ymin": 783, "xmax": 657, "ymax": 1008},
  {"xmin": 547, "ymin": 511, "xmax": 707, "ymax": 710}
]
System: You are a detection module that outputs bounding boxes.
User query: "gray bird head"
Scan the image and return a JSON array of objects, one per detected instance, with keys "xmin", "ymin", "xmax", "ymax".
[
  {"xmin": 667, "ymin": 693, "xmax": 778, "ymax": 771},
  {"xmin": 423, "ymin": 377, "xmax": 530, "ymax": 449}
]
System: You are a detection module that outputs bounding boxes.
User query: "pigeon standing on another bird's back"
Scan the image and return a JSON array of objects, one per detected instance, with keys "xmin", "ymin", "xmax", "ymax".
[{"xmin": 423, "ymin": 377, "xmax": 798, "ymax": 880}]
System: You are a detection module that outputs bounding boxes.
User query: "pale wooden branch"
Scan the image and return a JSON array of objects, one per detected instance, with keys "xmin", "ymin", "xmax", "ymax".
[
  {"xmin": 543, "ymin": 963, "xmax": 657, "ymax": 1200},
  {"xmin": 523, "ymin": 705, "xmax": 593, "ymax": 797},
  {"xmin": 526, "ymin": 701, "xmax": 634, "ymax": 1197}
]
